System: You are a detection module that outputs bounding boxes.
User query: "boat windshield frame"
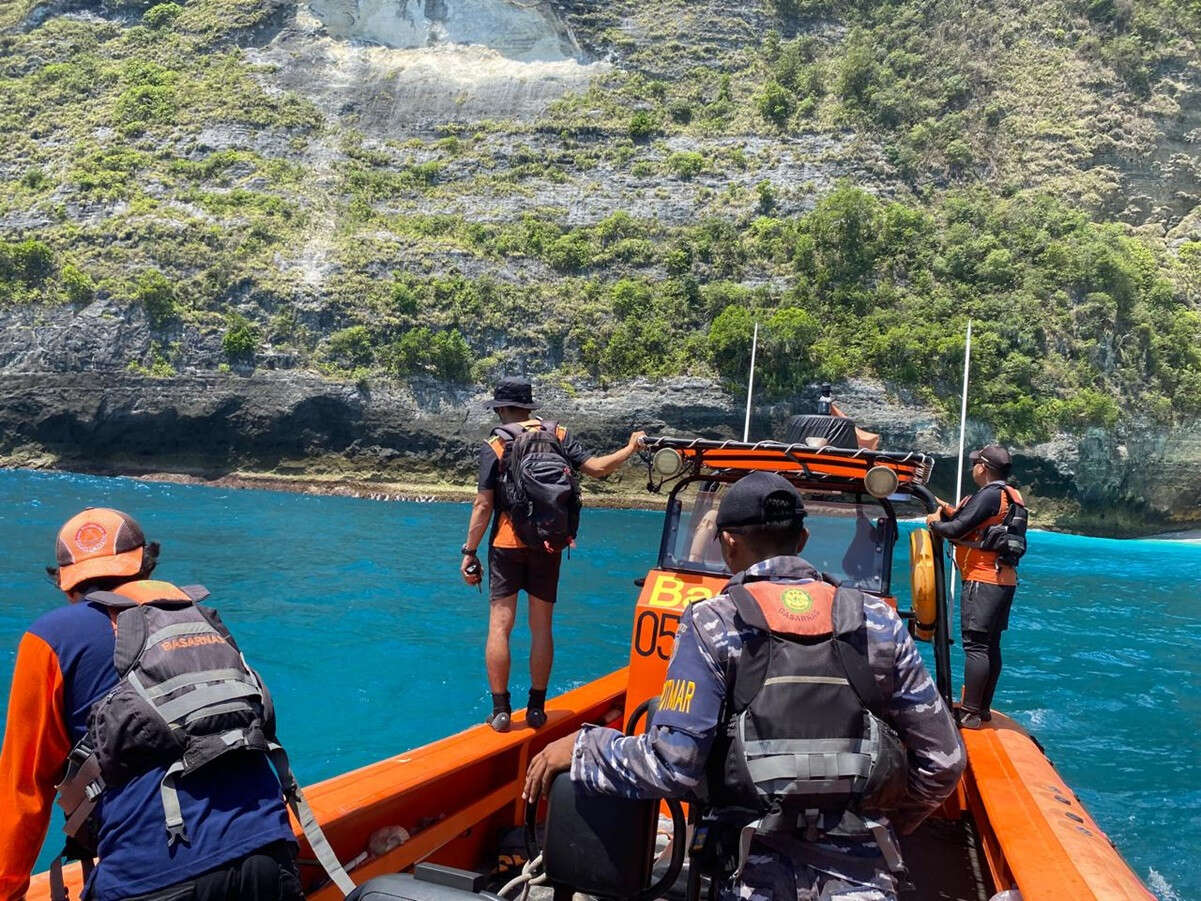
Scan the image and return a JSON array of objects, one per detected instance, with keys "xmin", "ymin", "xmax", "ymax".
[
  {"xmin": 656, "ymin": 475, "xmax": 901, "ymax": 597},
  {"xmin": 643, "ymin": 440, "xmax": 954, "ymax": 704}
]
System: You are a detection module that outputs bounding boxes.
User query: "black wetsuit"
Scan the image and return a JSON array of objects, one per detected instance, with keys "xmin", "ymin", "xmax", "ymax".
[{"xmin": 930, "ymin": 481, "xmax": 1017, "ymax": 718}]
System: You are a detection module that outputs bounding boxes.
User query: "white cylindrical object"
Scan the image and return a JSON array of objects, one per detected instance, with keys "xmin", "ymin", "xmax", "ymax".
[
  {"xmin": 743, "ymin": 321, "xmax": 759, "ymax": 442},
  {"xmin": 951, "ymin": 319, "xmax": 973, "ymax": 604}
]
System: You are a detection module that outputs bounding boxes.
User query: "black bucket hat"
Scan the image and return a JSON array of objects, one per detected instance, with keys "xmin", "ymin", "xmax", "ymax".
[{"xmin": 484, "ymin": 377, "xmax": 538, "ymax": 411}]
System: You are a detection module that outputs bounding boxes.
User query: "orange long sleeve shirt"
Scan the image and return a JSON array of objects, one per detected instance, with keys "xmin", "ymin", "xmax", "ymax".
[{"xmin": 0, "ymin": 632, "xmax": 72, "ymax": 900}]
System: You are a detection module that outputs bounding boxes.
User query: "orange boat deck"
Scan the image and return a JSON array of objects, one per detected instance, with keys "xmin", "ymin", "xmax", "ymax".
[{"xmin": 30, "ymin": 669, "xmax": 1149, "ymax": 901}]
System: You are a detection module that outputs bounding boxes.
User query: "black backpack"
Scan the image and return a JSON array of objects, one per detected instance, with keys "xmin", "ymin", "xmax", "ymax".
[
  {"xmin": 973, "ymin": 486, "xmax": 1028, "ymax": 568},
  {"xmin": 52, "ymin": 583, "xmax": 355, "ymax": 900},
  {"xmin": 494, "ymin": 420, "xmax": 581, "ymax": 553}
]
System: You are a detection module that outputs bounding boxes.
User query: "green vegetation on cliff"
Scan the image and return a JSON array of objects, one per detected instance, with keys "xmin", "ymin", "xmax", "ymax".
[{"xmin": 1, "ymin": 0, "xmax": 1200, "ymax": 444}]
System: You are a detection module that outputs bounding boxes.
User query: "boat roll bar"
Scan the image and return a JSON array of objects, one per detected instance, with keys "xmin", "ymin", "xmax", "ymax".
[{"xmin": 639, "ymin": 435, "xmax": 954, "ymax": 705}]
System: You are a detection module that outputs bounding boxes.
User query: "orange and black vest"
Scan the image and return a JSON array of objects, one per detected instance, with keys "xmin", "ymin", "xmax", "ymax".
[
  {"xmin": 706, "ymin": 580, "xmax": 908, "ymax": 835},
  {"xmin": 487, "ymin": 419, "xmax": 570, "ymax": 549},
  {"xmin": 950, "ymin": 485, "xmax": 1025, "ymax": 586}
]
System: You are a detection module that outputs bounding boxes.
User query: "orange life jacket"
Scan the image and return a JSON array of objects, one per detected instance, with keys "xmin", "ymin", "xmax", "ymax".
[
  {"xmin": 487, "ymin": 419, "xmax": 569, "ymax": 549},
  {"xmin": 950, "ymin": 485, "xmax": 1024, "ymax": 586}
]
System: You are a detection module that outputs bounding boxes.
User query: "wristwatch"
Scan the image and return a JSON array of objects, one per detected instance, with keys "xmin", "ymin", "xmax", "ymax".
[{"xmin": 461, "ymin": 544, "xmax": 478, "ymax": 557}]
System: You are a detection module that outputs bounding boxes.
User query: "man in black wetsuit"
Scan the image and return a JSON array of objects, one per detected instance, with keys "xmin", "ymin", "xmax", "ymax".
[{"xmin": 925, "ymin": 445, "xmax": 1025, "ymax": 729}]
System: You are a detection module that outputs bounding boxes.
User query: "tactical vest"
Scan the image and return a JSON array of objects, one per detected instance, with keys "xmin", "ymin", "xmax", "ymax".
[
  {"xmin": 52, "ymin": 581, "xmax": 354, "ymax": 899},
  {"xmin": 705, "ymin": 579, "xmax": 909, "ymax": 873},
  {"xmin": 951, "ymin": 484, "xmax": 1025, "ymax": 586}
]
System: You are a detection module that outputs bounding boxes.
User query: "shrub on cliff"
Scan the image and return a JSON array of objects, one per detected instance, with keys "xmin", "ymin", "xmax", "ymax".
[
  {"xmin": 757, "ymin": 81, "xmax": 795, "ymax": 129},
  {"xmin": 61, "ymin": 264, "xmax": 95, "ymax": 305},
  {"xmin": 628, "ymin": 110, "xmax": 658, "ymax": 141},
  {"xmin": 222, "ymin": 312, "xmax": 260, "ymax": 362},
  {"xmin": 0, "ymin": 239, "xmax": 54, "ymax": 290},
  {"xmin": 143, "ymin": 3, "xmax": 182, "ymax": 28},
  {"xmin": 325, "ymin": 325, "xmax": 375, "ymax": 369},
  {"xmin": 383, "ymin": 327, "xmax": 473, "ymax": 382},
  {"xmin": 134, "ymin": 270, "xmax": 176, "ymax": 325}
]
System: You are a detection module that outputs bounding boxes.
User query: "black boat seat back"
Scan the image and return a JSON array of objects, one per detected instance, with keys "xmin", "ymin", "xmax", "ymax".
[
  {"xmin": 784, "ymin": 414, "xmax": 860, "ymax": 449},
  {"xmin": 542, "ymin": 771, "xmax": 658, "ymax": 898}
]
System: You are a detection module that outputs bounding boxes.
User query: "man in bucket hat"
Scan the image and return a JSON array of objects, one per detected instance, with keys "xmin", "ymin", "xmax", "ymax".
[
  {"xmin": 0, "ymin": 508, "xmax": 302, "ymax": 900},
  {"xmin": 461, "ymin": 377, "xmax": 645, "ymax": 732}
]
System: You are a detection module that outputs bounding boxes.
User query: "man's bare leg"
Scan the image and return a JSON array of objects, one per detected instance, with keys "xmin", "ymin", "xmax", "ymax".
[
  {"xmin": 486, "ymin": 594, "xmax": 517, "ymax": 730},
  {"xmin": 526, "ymin": 595, "xmax": 554, "ymax": 728}
]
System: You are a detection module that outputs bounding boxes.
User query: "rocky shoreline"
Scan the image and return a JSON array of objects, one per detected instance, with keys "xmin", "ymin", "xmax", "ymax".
[{"xmin": 2, "ymin": 365, "xmax": 1198, "ymax": 537}]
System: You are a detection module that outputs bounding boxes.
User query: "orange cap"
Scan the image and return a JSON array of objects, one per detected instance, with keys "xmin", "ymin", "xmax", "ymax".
[{"xmin": 54, "ymin": 508, "xmax": 147, "ymax": 591}]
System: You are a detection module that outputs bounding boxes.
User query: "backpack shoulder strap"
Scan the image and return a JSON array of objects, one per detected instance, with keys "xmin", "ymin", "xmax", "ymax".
[
  {"xmin": 491, "ymin": 423, "xmax": 525, "ymax": 443},
  {"xmin": 1001, "ymin": 485, "xmax": 1024, "ymax": 508},
  {"xmin": 725, "ymin": 585, "xmax": 772, "ymax": 714},
  {"xmin": 265, "ymin": 742, "xmax": 356, "ymax": 895},
  {"xmin": 83, "ymin": 590, "xmax": 138, "ymax": 611},
  {"xmin": 727, "ymin": 583, "xmax": 769, "ymax": 633},
  {"xmin": 830, "ymin": 586, "xmax": 887, "ymax": 718}
]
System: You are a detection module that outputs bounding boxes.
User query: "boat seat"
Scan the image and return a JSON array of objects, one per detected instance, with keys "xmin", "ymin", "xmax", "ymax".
[
  {"xmin": 784, "ymin": 414, "xmax": 860, "ymax": 449},
  {"xmin": 542, "ymin": 772, "xmax": 658, "ymax": 899}
]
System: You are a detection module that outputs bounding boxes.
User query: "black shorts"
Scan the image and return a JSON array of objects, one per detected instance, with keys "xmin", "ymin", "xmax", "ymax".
[
  {"xmin": 489, "ymin": 545, "xmax": 563, "ymax": 603},
  {"xmin": 122, "ymin": 840, "xmax": 303, "ymax": 901},
  {"xmin": 961, "ymin": 580, "xmax": 1016, "ymax": 635}
]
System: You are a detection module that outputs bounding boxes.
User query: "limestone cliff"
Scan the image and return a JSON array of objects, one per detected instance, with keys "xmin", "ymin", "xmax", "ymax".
[{"xmin": 2, "ymin": 0, "xmax": 1201, "ymax": 536}]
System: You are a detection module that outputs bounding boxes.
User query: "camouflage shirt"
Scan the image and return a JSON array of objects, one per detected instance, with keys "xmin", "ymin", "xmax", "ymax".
[{"xmin": 570, "ymin": 556, "xmax": 965, "ymax": 897}]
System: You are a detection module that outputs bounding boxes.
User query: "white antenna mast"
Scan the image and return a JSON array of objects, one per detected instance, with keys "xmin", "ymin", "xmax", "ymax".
[
  {"xmin": 950, "ymin": 319, "xmax": 972, "ymax": 604},
  {"xmin": 743, "ymin": 321, "xmax": 759, "ymax": 442}
]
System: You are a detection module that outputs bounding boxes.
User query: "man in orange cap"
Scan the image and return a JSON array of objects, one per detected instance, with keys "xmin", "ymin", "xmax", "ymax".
[{"xmin": 0, "ymin": 508, "xmax": 301, "ymax": 901}]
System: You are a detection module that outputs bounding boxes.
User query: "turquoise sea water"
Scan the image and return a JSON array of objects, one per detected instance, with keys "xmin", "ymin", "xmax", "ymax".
[{"xmin": 0, "ymin": 468, "xmax": 1198, "ymax": 899}]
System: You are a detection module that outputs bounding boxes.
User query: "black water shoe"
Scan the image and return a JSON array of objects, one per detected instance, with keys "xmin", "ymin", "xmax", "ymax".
[
  {"xmin": 487, "ymin": 711, "xmax": 511, "ymax": 733},
  {"xmin": 526, "ymin": 688, "xmax": 548, "ymax": 729},
  {"xmin": 958, "ymin": 712, "xmax": 984, "ymax": 730}
]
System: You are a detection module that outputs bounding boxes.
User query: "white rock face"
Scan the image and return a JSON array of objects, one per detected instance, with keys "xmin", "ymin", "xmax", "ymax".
[
  {"xmin": 248, "ymin": 1, "xmax": 604, "ymax": 132},
  {"xmin": 307, "ymin": 0, "xmax": 582, "ymax": 62}
]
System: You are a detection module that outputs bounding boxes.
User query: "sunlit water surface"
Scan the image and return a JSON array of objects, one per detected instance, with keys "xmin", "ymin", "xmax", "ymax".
[{"xmin": 0, "ymin": 469, "xmax": 1196, "ymax": 899}]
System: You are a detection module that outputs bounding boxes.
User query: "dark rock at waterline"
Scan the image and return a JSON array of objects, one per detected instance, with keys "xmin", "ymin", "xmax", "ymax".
[{"xmin": 1, "ymin": 366, "xmax": 1200, "ymax": 537}]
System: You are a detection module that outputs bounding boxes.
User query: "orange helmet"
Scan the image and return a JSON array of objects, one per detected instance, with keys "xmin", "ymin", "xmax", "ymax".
[{"xmin": 52, "ymin": 508, "xmax": 151, "ymax": 591}]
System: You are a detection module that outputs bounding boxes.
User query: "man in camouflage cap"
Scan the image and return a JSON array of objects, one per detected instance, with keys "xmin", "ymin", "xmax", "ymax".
[{"xmin": 526, "ymin": 472, "xmax": 965, "ymax": 901}]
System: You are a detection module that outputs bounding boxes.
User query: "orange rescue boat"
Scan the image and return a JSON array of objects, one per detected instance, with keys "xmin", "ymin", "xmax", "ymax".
[{"xmin": 32, "ymin": 438, "xmax": 1151, "ymax": 901}]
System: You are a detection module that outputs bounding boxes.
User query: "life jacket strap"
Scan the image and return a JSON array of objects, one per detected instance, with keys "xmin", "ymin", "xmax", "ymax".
[
  {"xmin": 49, "ymin": 857, "xmax": 67, "ymax": 901},
  {"xmin": 266, "ymin": 742, "xmax": 356, "ymax": 896},
  {"xmin": 732, "ymin": 819, "xmax": 761, "ymax": 881},
  {"xmin": 160, "ymin": 760, "xmax": 189, "ymax": 846},
  {"xmin": 863, "ymin": 816, "xmax": 908, "ymax": 876}
]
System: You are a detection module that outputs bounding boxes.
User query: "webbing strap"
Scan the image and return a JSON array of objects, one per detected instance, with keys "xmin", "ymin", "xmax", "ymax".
[
  {"xmin": 732, "ymin": 819, "xmax": 761, "ymax": 881},
  {"xmin": 762, "ymin": 675, "xmax": 848, "ymax": 687},
  {"xmin": 183, "ymin": 700, "xmax": 256, "ymax": 726},
  {"xmin": 743, "ymin": 737, "xmax": 871, "ymax": 756},
  {"xmin": 57, "ymin": 753, "xmax": 103, "ymax": 815},
  {"xmin": 155, "ymin": 680, "xmax": 260, "ymax": 723},
  {"xmin": 267, "ymin": 743, "xmax": 355, "ymax": 896},
  {"xmin": 159, "ymin": 761, "xmax": 188, "ymax": 846},
  {"xmin": 145, "ymin": 622, "xmax": 220, "ymax": 648},
  {"xmin": 145, "ymin": 668, "xmax": 247, "ymax": 699},
  {"xmin": 746, "ymin": 752, "xmax": 873, "ymax": 784},
  {"xmin": 50, "ymin": 858, "xmax": 67, "ymax": 901},
  {"xmin": 864, "ymin": 816, "xmax": 908, "ymax": 876}
]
